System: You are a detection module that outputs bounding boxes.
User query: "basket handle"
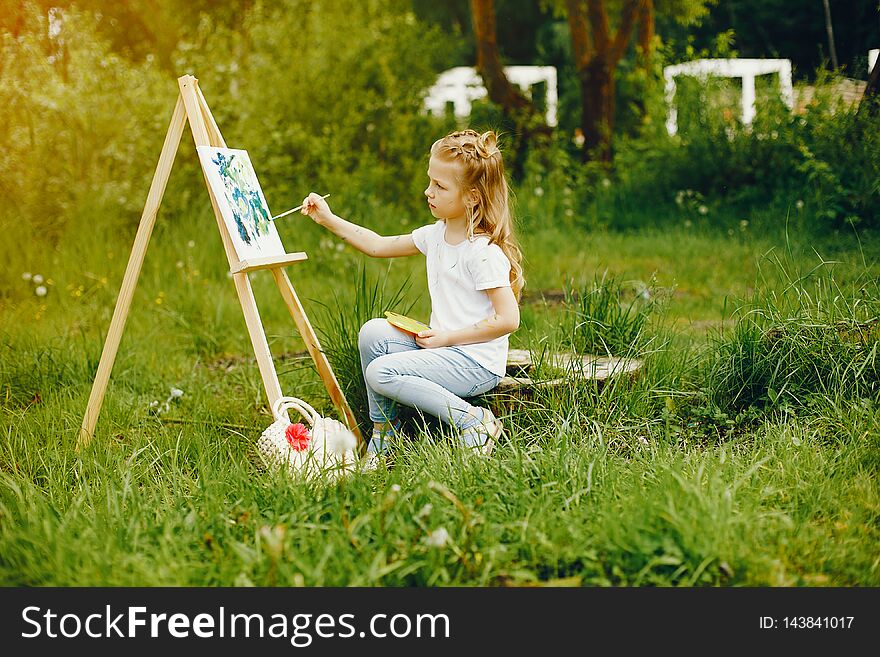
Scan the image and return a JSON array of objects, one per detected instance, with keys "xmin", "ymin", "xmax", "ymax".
[{"xmin": 271, "ymin": 396, "xmax": 319, "ymax": 427}]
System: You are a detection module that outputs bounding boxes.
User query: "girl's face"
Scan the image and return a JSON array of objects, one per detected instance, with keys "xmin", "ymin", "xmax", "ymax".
[{"xmin": 424, "ymin": 156, "xmax": 468, "ymax": 222}]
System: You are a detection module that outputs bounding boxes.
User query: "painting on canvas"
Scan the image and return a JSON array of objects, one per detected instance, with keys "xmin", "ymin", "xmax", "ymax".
[{"xmin": 196, "ymin": 146, "xmax": 285, "ymax": 262}]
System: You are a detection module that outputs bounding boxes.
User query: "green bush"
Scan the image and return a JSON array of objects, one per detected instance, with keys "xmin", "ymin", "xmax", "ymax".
[
  {"xmin": 0, "ymin": 5, "xmax": 172, "ymax": 296},
  {"xmin": 515, "ymin": 57, "xmax": 880, "ymax": 236},
  {"xmin": 616, "ymin": 70, "xmax": 880, "ymax": 231}
]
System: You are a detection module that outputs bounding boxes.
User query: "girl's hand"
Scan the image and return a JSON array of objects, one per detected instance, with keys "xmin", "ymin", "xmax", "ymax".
[
  {"xmin": 415, "ymin": 329, "xmax": 451, "ymax": 349},
  {"xmin": 300, "ymin": 192, "xmax": 333, "ymax": 225}
]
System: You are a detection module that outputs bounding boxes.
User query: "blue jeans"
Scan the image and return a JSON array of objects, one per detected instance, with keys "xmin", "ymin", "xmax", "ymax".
[{"xmin": 359, "ymin": 317, "xmax": 501, "ymax": 437}]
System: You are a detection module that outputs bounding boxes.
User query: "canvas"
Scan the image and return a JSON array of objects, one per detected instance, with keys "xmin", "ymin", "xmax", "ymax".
[{"xmin": 196, "ymin": 146, "xmax": 285, "ymax": 261}]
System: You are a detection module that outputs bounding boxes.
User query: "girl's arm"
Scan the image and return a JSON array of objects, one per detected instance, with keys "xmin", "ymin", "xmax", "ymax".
[
  {"xmin": 415, "ymin": 286, "xmax": 520, "ymax": 348},
  {"xmin": 300, "ymin": 192, "xmax": 420, "ymax": 258}
]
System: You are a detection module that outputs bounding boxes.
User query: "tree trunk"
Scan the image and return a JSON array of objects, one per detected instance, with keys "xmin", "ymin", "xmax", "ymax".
[
  {"xmin": 566, "ymin": 0, "xmax": 639, "ymax": 163},
  {"xmin": 636, "ymin": 0, "xmax": 654, "ymax": 71},
  {"xmin": 579, "ymin": 57, "xmax": 616, "ymax": 162},
  {"xmin": 468, "ymin": 0, "xmax": 549, "ymax": 177},
  {"xmin": 859, "ymin": 55, "xmax": 880, "ymax": 113},
  {"xmin": 471, "ymin": 0, "xmax": 543, "ymax": 124},
  {"xmin": 631, "ymin": 0, "xmax": 654, "ymax": 122},
  {"xmin": 470, "ymin": 0, "xmax": 533, "ymax": 112},
  {"xmin": 821, "ymin": 0, "xmax": 838, "ymax": 70}
]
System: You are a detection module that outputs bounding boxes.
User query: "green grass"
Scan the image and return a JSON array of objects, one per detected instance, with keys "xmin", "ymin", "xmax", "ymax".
[{"xmin": 1, "ymin": 202, "xmax": 879, "ymax": 586}]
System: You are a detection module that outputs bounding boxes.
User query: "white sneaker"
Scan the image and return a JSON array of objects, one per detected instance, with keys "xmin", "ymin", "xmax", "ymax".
[
  {"xmin": 462, "ymin": 408, "xmax": 504, "ymax": 456},
  {"xmin": 357, "ymin": 451, "xmax": 385, "ymax": 473}
]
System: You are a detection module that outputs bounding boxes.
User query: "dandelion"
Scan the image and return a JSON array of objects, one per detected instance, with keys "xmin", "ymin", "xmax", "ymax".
[
  {"xmin": 739, "ymin": 219, "xmax": 749, "ymax": 230},
  {"xmin": 563, "ymin": 187, "xmax": 572, "ymax": 196},
  {"xmin": 35, "ymin": 285, "xmax": 47, "ymax": 297},
  {"xmin": 187, "ymin": 240, "xmax": 196, "ymax": 248},
  {"xmin": 534, "ymin": 187, "xmax": 544, "ymax": 197},
  {"xmin": 675, "ymin": 191, "xmax": 684, "ymax": 206},
  {"xmin": 176, "ymin": 260, "xmax": 184, "ymax": 269},
  {"xmin": 698, "ymin": 205, "xmax": 708, "ymax": 215},
  {"xmin": 601, "ymin": 178, "xmax": 611, "ymax": 188},
  {"xmin": 22, "ymin": 272, "xmax": 32, "ymax": 281},
  {"xmin": 336, "ymin": 243, "xmax": 344, "ymax": 252},
  {"xmin": 32, "ymin": 274, "xmax": 44, "ymax": 284},
  {"xmin": 565, "ymin": 208, "xmax": 574, "ymax": 217},
  {"xmin": 425, "ymin": 527, "xmax": 450, "ymax": 549},
  {"xmin": 390, "ymin": 484, "xmax": 401, "ymax": 494},
  {"xmin": 150, "ymin": 386, "xmax": 184, "ymax": 416},
  {"xmin": 795, "ymin": 200, "xmax": 804, "ymax": 210}
]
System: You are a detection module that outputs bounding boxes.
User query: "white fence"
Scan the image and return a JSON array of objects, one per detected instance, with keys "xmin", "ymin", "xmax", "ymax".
[
  {"xmin": 424, "ymin": 66, "xmax": 558, "ymax": 127},
  {"xmin": 663, "ymin": 58, "xmax": 794, "ymax": 135}
]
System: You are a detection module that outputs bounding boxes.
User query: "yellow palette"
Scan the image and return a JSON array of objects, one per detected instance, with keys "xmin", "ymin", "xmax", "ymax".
[{"xmin": 384, "ymin": 311, "xmax": 430, "ymax": 335}]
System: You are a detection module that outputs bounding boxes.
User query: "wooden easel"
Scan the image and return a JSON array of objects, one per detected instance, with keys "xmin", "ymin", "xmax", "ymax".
[{"xmin": 77, "ymin": 75, "xmax": 361, "ymax": 450}]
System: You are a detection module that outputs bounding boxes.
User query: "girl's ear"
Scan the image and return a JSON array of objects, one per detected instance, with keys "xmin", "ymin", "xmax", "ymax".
[{"xmin": 466, "ymin": 189, "xmax": 480, "ymax": 208}]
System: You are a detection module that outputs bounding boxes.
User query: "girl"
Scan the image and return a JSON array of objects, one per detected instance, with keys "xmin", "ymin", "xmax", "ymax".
[{"xmin": 300, "ymin": 130, "xmax": 523, "ymax": 463}]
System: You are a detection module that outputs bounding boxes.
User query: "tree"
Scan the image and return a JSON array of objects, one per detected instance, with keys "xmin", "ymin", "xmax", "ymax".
[
  {"xmin": 470, "ymin": 0, "xmax": 542, "ymax": 120},
  {"xmin": 636, "ymin": 0, "xmax": 654, "ymax": 70},
  {"xmin": 467, "ymin": 0, "xmax": 714, "ymax": 164},
  {"xmin": 860, "ymin": 53, "xmax": 880, "ymax": 111},
  {"xmin": 565, "ymin": 0, "xmax": 642, "ymax": 162},
  {"xmin": 564, "ymin": 0, "xmax": 714, "ymax": 161},
  {"xmin": 468, "ymin": 0, "xmax": 552, "ymax": 173}
]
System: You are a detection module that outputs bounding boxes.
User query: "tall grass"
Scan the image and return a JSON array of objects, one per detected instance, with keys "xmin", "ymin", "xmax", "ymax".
[
  {"xmin": 312, "ymin": 264, "xmax": 416, "ymax": 438},
  {"xmin": 561, "ymin": 271, "xmax": 664, "ymax": 356},
  {"xmin": 703, "ymin": 249, "xmax": 880, "ymax": 415}
]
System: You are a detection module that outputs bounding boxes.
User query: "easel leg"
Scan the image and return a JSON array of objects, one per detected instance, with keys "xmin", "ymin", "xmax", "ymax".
[
  {"xmin": 271, "ymin": 268, "xmax": 363, "ymax": 445},
  {"xmin": 78, "ymin": 94, "xmax": 188, "ymax": 450},
  {"xmin": 231, "ymin": 271, "xmax": 284, "ymax": 406}
]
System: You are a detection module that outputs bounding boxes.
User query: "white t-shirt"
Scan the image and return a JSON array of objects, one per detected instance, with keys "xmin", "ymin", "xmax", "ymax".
[{"xmin": 411, "ymin": 220, "xmax": 512, "ymax": 377}]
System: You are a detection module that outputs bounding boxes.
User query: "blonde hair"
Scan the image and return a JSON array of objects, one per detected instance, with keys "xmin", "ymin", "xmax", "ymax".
[{"xmin": 430, "ymin": 129, "xmax": 525, "ymax": 300}]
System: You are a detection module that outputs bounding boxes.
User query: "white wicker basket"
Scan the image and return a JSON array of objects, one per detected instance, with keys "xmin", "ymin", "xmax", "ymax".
[{"xmin": 256, "ymin": 396, "xmax": 358, "ymax": 481}]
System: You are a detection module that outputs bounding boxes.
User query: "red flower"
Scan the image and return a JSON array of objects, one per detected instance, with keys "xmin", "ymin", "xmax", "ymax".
[{"xmin": 285, "ymin": 423, "xmax": 311, "ymax": 451}]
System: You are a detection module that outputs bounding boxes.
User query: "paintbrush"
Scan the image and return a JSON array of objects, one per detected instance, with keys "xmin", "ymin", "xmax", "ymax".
[{"xmin": 270, "ymin": 194, "xmax": 331, "ymax": 221}]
